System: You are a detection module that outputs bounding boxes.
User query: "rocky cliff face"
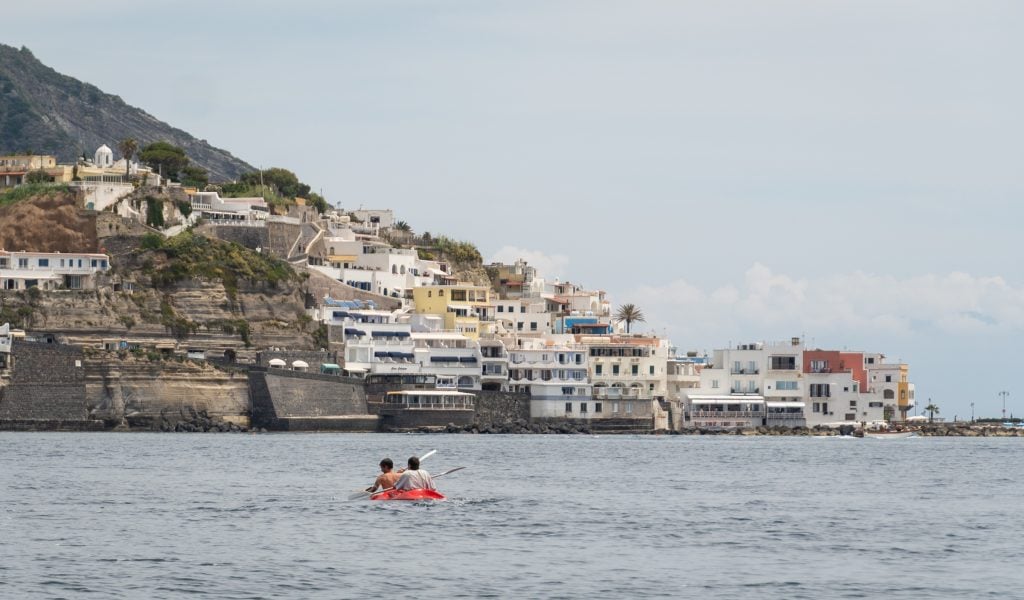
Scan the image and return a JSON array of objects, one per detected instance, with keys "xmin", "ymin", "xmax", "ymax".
[
  {"xmin": 85, "ymin": 354, "xmax": 250, "ymax": 427},
  {"xmin": 0, "ymin": 44, "xmax": 254, "ymax": 181}
]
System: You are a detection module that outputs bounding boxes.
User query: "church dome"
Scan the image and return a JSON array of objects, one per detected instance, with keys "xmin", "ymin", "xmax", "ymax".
[{"xmin": 94, "ymin": 144, "xmax": 114, "ymax": 167}]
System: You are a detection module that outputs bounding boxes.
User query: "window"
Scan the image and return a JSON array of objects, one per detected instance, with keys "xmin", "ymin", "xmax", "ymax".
[
  {"xmin": 747, "ymin": 380, "xmax": 757, "ymax": 393},
  {"xmin": 38, "ymin": 258, "xmax": 49, "ymax": 267},
  {"xmin": 428, "ymin": 291, "xmax": 432, "ymax": 298},
  {"xmin": 885, "ymin": 375, "xmax": 892, "ymax": 383},
  {"xmin": 562, "ymin": 387, "xmax": 574, "ymax": 395},
  {"xmin": 18, "ymin": 258, "xmax": 28, "ymax": 268},
  {"xmin": 439, "ymin": 289, "xmax": 444, "ymax": 297},
  {"xmin": 770, "ymin": 356, "xmax": 797, "ymax": 370},
  {"xmin": 811, "ymin": 360, "xmax": 828, "ymax": 372},
  {"xmin": 631, "ymin": 365, "xmax": 639, "ymax": 376},
  {"xmin": 580, "ymin": 403, "xmax": 587, "ymax": 413},
  {"xmin": 626, "ymin": 403, "xmax": 633, "ymax": 413},
  {"xmin": 517, "ymin": 322, "xmax": 524, "ymax": 331},
  {"xmin": 812, "ymin": 402, "xmax": 821, "ymax": 413},
  {"xmin": 866, "ymin": 357, "xmax": 875, "ymax": 364},
  {"xmin": 520, "ymin": 306, "xmax": 526, "ymax": 313},
  {"xmin": 612, "ymin": 402, "xmax": 619, "ymax": 413},
  {"xmin": 595, "ymin": 402, "xmax": 602, "ymax": 413},
  {"xmin": 776, "ymin": 381, "xmax": 798, "ymax": 391},
  {"xmin": 497, "ymin": 305, "xmax": 504, "ymax": 313},
  {"xmin": 733, "ymin": 360, "xmax": 741, "ymax": 373},
  {"xmin": 612, "ymin": 365, "xmax": 620, "ymax": 375},
  {"xmin": 711, "ymin": 379, "xmax": 719, "ymax": 389},
  {"xmin": 91, "ymin": 259, "xmax": 98, "ymax": 268},
  {"xmin": 868, "ymin": 402, "xmax": 882, "ymax": 408},
  {"xmin": 844, "ymin": 386, "xmax": 849, "ymax": 392},
  {"xmin": 595, "ymin": 364, "xmax": 603, "ymax": 375},
  {"xmin": 849, "ymin": 400, "xmax": 857, "ymax": 407},
  {"xmin": 810, "ymin": 384, "xmax": 831, "ymax": 398},
  {"xmin": 565, "ymin": 402, "xmax": 572, "ymax": 413},
  {"xmin": 649, "ymin": 383, "xmax": 655, "ymax": 391},
  {"xmin": 649, "ymin": 365, "xmax": 655, "ymax": 375},
  {"xmin": 530, "ymin": 322, "xmax": 537, "ymax": 331}
]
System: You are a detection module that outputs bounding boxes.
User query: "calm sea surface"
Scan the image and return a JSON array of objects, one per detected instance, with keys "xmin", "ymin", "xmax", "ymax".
[{"xmin": 1, "ymin": 433, "xmax": 1022, "ymax": 599}]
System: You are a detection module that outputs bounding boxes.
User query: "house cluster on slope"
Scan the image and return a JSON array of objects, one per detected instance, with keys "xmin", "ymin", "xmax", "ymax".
[
  {"xmin": 0, "ymin": 146, "xmax": 917, "ymax": 430},
  {"xmin": 290, "ymin": 208, "xmax": 917, "ymax": 430}
]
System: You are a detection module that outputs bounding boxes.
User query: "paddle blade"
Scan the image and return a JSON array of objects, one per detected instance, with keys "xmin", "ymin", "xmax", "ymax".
[
  {"xmin": 348, "ymin": 490, "xmax": 372, "ymax": 501},
  {"xmin": 419, "ymin": 449, "xmax": 437, "ymax": 462}
]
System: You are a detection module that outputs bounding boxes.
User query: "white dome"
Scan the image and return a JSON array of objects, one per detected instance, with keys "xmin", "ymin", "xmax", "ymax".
[
  {"xmin": 94, "ymin": 144, "xmax": 114, "ymax": 168},
  {"xmin": 268, "ymin": 358, "xmax": 286, "ymax": 367},
  {"xmin": 291, "ymin": 360, "xmax": 309, "ymax": 369}
]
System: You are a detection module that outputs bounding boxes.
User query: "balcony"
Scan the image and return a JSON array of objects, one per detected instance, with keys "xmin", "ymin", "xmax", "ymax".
[
  {"xmin": 730, "ymin": 368, "xmax": 760, "ymax": 375},
  {"xmin": 690, "ymin": 410, "xmax": 762, "ymax": 418}
]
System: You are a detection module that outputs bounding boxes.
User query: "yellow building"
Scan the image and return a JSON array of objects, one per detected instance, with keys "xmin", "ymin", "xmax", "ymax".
[
  {"xmin": 412, "ymin": 284, "xmax": 494, "ymax": 339},
  {"xmin": 0, "ymin": 154, "xmax": 73, "ymax": 189}
]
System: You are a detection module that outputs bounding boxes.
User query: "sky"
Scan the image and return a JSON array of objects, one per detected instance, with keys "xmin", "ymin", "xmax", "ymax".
[{"xmin": 6, "ymin": 1, "xmax": 1023, "ymax": 419}]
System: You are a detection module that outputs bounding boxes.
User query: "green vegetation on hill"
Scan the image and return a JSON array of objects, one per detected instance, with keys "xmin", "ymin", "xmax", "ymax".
[
  {"xmin": 0, "ymin": 182, "xmax": 70, "ymax": 207},
  {"xmin": 432, "ymin": 235, "xmax": 483, "ymax": 266},
  {"xmin": 222, "ymin": 167, "xmax": 328, "ymax": 214},
  {"xmin": 139, "ymin": 231, "xmax": 298, "ymax": 302}
]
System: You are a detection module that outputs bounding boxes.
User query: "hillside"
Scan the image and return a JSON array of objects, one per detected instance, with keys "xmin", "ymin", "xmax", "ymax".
[
  {"xmin": 0, "ymin": 184, "xmax": 97, "ymax": 252},
  {"xmin": 0, "ymin": 44, "xmax": 253, "ymax": 181}
]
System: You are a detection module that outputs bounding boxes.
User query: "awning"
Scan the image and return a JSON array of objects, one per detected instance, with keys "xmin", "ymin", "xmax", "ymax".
[
  {"xmin": 459, "ymin": 356, "xmax": 478, "ymax": 363},
  {"xmin": 321, "ymin": 363, "xmax": 341, "ymax": 370},
  {"xmin": 268, "ymin": 358, "xmax": 286, "ymax": 367},
  {"xmin": 430, "ymin": 356, "xmax": 459, "ymax": 362},
  {"xmin": 766, "ymin": 401, "xmax": 806, "ymax": 408},
  {"xmin": 292, "ymin": 360, "xmax": 309, "ymax": 368}
]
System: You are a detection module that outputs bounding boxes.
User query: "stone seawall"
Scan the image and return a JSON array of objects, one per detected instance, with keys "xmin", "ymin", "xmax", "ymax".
[
  {"xmin": 0, "ymin": 341, "xmax": 97, "ymax": 426},
  {"xmin": 473, "ymin": 390, "xmax": 530, "ymax": 424},
  {"xmin": 249, "ymin": 369, "xmax": 375, "ymax": 431}
]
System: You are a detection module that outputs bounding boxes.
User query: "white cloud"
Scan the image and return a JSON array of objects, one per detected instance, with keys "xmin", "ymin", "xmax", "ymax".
[
  {"xmin": 626, "ymin": 263, "xmax": 1024, "ymax": 345},
  {"xmin": 488, "ymin": 246, "xmax": 570, "ymax": 280}
]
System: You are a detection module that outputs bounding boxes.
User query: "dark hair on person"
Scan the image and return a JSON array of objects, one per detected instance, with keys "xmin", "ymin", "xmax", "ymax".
[
  {"xmin": 380, "ymin": 458, "xmax": 394, "ymax": 469},
  {"xmin": 408, "ymin": 456, "xmax": 420, "ymax": 470}
]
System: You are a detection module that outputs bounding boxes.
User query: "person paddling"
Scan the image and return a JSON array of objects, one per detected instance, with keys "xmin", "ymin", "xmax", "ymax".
[
  {"xmin": 393, "ymin": 456, "xmax": 436, "ymax": 491},
  {"xmin": 365, "ymin": 458, "xmax": 401, "ymax": 493}
]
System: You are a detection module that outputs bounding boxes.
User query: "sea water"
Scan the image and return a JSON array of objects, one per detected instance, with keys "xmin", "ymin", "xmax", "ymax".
[{"xmin": 1, "ymin": 433, "xmax": 1022, "ymax": 599}]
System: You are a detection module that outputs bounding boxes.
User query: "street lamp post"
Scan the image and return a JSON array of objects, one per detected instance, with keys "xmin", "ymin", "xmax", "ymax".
[
  {"xmin": 999, "ymin": 390, "xmax": 1010, "ymax": 421},
  {"xmin": 971, "ymin": 402, "xmax": 974, "ymax": 423}
]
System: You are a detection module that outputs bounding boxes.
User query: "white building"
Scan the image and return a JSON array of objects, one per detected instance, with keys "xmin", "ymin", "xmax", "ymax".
[
  {"xmin": 683, "ymin": 340, "xmax": 807, "ymax": 430},
  {"xmin": 479, "ymin": 338, "xmax": 509, "ymax": 391},
  {"xmin": 493, "ymin": 297, "xmax": 556, "ymax": 336},
  {"xmin": 411, "ymin": 331, "xmax": 482, "ymax": 390},
  {"xmin": 0, "ymin": 250, "xmax": 111, "ymax": 291},
  {"xmin": 507, "ymin": 343, "xmax": 592, "ymax": 419},
  {"xmin": 349, "ymin": 209, "xmax": 395, "ymax": 230},
  {"xmin": 189, "ymin": 192, "xmax": 269, "ymax": 224}
]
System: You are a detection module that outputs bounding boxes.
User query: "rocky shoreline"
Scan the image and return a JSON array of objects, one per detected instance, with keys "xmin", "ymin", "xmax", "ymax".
[{"xmin": 390, "ymin": 421, "xmax": 1024, "ymax": 437}]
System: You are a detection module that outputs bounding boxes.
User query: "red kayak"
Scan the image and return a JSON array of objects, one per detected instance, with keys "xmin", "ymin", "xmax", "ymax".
[{"xmin": 370, "ymin": 488, "xmax": 446, "ymax": 501}]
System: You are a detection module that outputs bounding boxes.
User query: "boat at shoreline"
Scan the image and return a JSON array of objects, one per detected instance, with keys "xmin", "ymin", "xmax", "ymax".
[{"xmin": 864, "ymin": 431, "xmax": 916, "ymax": 439}]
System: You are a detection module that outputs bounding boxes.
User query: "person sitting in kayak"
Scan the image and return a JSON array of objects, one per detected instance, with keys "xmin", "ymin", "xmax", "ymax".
[
  {"xmin": 365, "ymin": 458, "xmax": 401, "ymax": 493},
  {"xmin": 393, "ymin": 456, "xmax": 436, "ymax": 491}
]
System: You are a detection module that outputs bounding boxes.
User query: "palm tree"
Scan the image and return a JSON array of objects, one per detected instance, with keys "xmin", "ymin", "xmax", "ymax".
[
  {"xmin": 118, "ymin": 138, "xmax": 138, "ymax": 178},
  {"xmin": 394, "ymin": 220, "xmax": 412, "ymax": 232},
  {"xmin": 614, "ymin": 303, "xmax": 646, "ymax": 333},
  {"xmin": 924, "ymin": 402, "xmax": 940, "ymax": 423}
]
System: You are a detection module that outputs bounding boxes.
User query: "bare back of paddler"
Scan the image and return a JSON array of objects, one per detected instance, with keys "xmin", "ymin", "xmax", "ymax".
[{"xmin": 366, "ymin": 458, "xmax": 401, "ymax": 492}]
